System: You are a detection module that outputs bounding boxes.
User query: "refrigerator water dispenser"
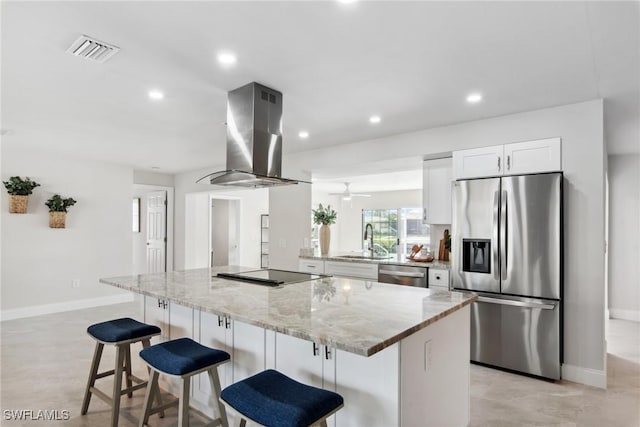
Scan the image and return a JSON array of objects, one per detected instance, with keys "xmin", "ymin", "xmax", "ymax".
[{"xmin": 462, "ymin": 239, "xmax": 491, "ymax": 273}]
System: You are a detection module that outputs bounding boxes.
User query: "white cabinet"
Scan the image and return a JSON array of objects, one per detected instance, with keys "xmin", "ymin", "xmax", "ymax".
[
  {"xmin": 324, "ymin": 261, "xmax": 378, "ymax": 280},
  {"xmin": 143, "ymin": 296, "xmax": 170, "ymax": 342},
  {"xmin": 298, "ymin": 259, "xmax": 325, "ymax": 274},
  {"xmin": 453, "ymin": 145, "xmax": 504, "ymax": 179},
  {"xmin": 428, "ymin": 268, "xmax": 450, "ymax": 289},
  {"xmin": 422, "ymin": 158, "xmax": 453, "ymax": 224},
  {"xmin": 503, "ymin": 137, "xmax": 561, "ymax": 175},
  {"xmin": 453, "ymin": 137, "xmax": 561, "ymax": 179}
]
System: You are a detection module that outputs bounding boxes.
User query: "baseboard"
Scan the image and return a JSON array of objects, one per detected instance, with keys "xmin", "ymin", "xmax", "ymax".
[
  {"xmin": 562, "ymin": 363, "xmax": 607, "ymax": 389},
  {"xmin": 609, "ymin": 308, "xmax": 640, "ymax": 322},
  {"xmin": 0, "ymin": 294, "xmax": 135, "ymax": 321}
]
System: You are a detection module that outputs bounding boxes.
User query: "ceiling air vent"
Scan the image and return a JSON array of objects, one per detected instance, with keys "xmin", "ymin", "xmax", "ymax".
[{"xmin": 66, "ymin": 35, "xmax": 120, "ymax": 63}]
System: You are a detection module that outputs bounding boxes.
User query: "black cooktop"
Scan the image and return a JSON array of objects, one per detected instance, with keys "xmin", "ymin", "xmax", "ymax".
[{"xmin": 216, "ymin": 269, "xmax": 329, "ymax": 286}]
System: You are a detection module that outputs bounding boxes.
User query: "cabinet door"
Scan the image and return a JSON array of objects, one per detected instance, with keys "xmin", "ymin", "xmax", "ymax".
[
  {"xmin": 193, "ymin": 311, "xmax": 233, "ymax": 419},
  {"xmin": 335, "ymin": 346, "xmax": 400, "ymax": 427},
  {"xmin": 298, "ymin": 259, "xmax": 325, "ymax": 274},
  {"xmin": 503, "ymin": 137, "xmax": 561, "ymax": 175},
  {"xmin": 232, "ymin": 320, "xmax": 267, "ymax": 383},
  {"xmin": 143, "ymin": 296, "xmax": 169, "ymax": 342},
  {"xmin": 324, "ymin": 261, "xmax": 378, "ymax": 280},
  {"xmin": 453, "ymin": 145, "xmax": 504, "ymax": 179},
  {"xmin": 423, "ymin": 158, "xmax": 453, "ymax": 224},
  {"xmin": 428, "ymin": 268, "xmax": 450, "ymax": 289},
  {"xmin": 275, "ymin": 333, "xmax": 324, "ymax": 389}
]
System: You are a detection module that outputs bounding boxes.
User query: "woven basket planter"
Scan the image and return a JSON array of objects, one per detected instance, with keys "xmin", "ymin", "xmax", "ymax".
[
  {"xmin": 9, "ymin": 195, "xmax": 29, "ymax": 213},
  {"xmin": 49, "ymin": 212, "xmax": 67, "ymax": 228}
]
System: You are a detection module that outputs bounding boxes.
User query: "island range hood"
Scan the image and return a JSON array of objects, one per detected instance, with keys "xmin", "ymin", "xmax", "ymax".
[{"xmin": 197, "ymin": 82, "xmax": 308, "ymax": 188}]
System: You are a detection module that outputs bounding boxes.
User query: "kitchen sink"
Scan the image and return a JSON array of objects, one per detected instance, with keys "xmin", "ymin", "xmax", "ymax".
[{"xmin": 336, "ymin": 255, "xmax": 393, "ymax": 260}]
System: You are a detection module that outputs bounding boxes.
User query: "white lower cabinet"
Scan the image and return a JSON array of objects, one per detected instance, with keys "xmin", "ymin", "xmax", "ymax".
[
  {"xmin": 298, "ymin": 259, "xmax": 325, "ymax": 274},
  {"xmin": 275, "ymin": 333, "xmax": 336, "ymax": 426},
  {"xmin": 324, "ymin": 261, "xmax": 378, "ymax": 280},
  {"xmin": 143, "ymin": 296, "xmax": 170, "ymax": 342}
]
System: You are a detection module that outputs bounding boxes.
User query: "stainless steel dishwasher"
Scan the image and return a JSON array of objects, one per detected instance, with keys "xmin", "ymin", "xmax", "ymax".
[{"xmin": 377, "ymin": 264, "xmax": 428, "ymax": 287}]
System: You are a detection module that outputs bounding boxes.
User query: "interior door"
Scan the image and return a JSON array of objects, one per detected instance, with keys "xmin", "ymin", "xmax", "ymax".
[{"xmin": 146, "ymin": 191, "xmax": 167, "ymax": 273}]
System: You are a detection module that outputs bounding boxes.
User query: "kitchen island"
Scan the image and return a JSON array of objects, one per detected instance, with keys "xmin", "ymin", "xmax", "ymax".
[{"xmin": 100, "ymin": 266, "xmax": 475, "ymax": 427}]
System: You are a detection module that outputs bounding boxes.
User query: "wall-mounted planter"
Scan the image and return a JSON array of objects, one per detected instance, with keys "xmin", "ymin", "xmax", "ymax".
[
  {"xmin": 49, "ymin": 212, "xmax": 67, "ymax": 228},
  {"xmin": 9, "ymin": 195, "xmax": 29, "ymax": 214}
]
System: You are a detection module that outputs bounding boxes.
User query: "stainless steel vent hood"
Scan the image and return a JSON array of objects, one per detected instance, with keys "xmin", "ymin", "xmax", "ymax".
[{"xmin": 197, "ymin": 82, "xmax": 308, "ymax": 188}]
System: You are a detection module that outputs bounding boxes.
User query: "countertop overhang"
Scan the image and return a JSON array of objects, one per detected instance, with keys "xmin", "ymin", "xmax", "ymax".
[{"xmin": 100, "ymin": 266, "xmax": 474, "ymax": 357}]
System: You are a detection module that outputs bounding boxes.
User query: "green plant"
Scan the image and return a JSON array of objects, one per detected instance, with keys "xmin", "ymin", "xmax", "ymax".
[
  {"xmin": 2, "ymin": 176, "xmax": 40, "ymax": 195},
  {"xmin": 312, "ymin": 203, "xmax": 337, "ymax": 225},
  {"xmin": 45, "ymin": 194, "xmax": 77, "ymax": 212}
]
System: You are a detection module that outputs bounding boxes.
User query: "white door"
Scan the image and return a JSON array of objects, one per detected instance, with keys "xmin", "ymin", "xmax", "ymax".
[{"xmin": 146, "ymin": 191, "xmax": 167, "ymax": 273}]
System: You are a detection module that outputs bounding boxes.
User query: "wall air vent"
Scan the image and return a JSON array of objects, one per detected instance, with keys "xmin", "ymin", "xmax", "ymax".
[{"xmin": 66, "ymin": 35, "xmax": 120, "ymax": 63}]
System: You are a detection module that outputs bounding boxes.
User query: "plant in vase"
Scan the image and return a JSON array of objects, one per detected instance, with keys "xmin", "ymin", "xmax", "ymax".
[
  {"xmin": 45, "ymin": 194, "xmax": 77, "ymax": 228},
  {"xmin": 312, "ymin": 203, "xmax": 337, "ymax": 256},
  {"xmin": 2, "ymin": 176, "xmax": 40, "ymax": 213}
]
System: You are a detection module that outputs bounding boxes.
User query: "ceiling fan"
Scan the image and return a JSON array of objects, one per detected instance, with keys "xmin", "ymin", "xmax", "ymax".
[{"xmin": 330, "ymin": 182, "xmax": 371, "ymax": 201}]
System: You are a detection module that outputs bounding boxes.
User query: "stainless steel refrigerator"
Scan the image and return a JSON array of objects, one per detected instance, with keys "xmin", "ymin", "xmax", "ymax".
[{"xmin": 451, "ymin": 172, "xmax": 562, "ymax": 380}]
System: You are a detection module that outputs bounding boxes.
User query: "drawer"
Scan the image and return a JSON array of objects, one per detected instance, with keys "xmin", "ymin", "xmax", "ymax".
[
  {"xmin": 324, "ymin": 261, "xmax": 378, "ymax": 280},
  {"xmin": 428, "ymin": 269, "xmax": 450, "ymax": 289},
  {"xmin": 298, "ymin": 259, "xmax": 325, "ymax": 274}
]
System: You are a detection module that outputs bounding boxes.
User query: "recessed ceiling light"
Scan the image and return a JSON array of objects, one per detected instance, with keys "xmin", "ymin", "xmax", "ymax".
[
  {"xmin": 217, "ymin": 52, "xmax": 237, "ymax": 66},
  {"xmin": 466, "ymin": 93, "xmax": 483, "ymax": 104},
  {"xmin": 369, "ymin": 115, "xmax": 381, "ymax": 124},
  {"xmin": 298, "ymin": 131, "xmax": 309, "ymax": 139},
  {"xmin": 148, "ymin": 90, "xmax": 164, "ymax": 100}
]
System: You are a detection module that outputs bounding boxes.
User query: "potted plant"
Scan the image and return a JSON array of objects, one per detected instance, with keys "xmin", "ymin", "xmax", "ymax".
[
  {"xmin": 312, "ymin": 203, "xmax": 337, "ymax": 256},
  {"xmin": 45, "ymin": 194, "xmax": 77, "ymax": 228},
  {"xmin": 2, "ymin": 176, "xmax": 40, "ymax": 213}
]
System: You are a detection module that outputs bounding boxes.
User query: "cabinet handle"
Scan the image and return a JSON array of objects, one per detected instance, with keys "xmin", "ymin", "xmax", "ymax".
[
  {"xmin": 225, "ymin": 317, "xmax": 231, "ymax": 329},
  {"xmin": 497, "ymin": 156, "xmax": 501, "ymax": 171},
  {"xmin": 507, "ymin": 155, "xmax": 511, "ymax": 170},
  {"xmin": 324, "ymin": 346, "xmax": 332, "ymax": 360},
  {"xmin": 217, "ymin": 316, "xmax": 224, "ymax": 327},
  {"xmin": 157, "ymin": 299, "xmax": 167, "ymax": 309},
  {"xmin": 312, "ymin": 342, "xmax": 319, "ymax": 356},
  {"xmin": 436, "ymin": 275, "xmax": 441, "ymax": 280}
]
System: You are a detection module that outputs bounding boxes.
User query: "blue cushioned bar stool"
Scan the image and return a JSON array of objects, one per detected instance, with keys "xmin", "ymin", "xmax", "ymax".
[
  {"xmin": 139, "ymin": 337, "xmax": 231, "ymax": 427},
  {"xmin": 81, "ymin": 317, "xmax": 163, "ymax": 427},
  {"xmin": 220, "ymin": 369, "xmax": 344, "ymax": 427}
]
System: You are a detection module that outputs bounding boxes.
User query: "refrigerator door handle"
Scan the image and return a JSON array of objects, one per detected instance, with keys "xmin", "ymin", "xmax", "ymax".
[
  {"xmin": 493, "ymin": 191, "xmax": 500, "ymax": 280},
  {"xmin": 500, "ymin": 190, "xmax": 508, "ymax": 280},
  {"xmin": 477, "ymin": 296, "xmax": 557, "ymax": 310}
]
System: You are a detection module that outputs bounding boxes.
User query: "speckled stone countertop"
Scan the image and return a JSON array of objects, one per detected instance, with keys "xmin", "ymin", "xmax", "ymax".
[
  {"xmin": 300, "ymin": 253, "xmax": 452, "ymax": 269},
  {"xmin": 100, "ymin": 266, "xmax": 473, "ymax": 357}
]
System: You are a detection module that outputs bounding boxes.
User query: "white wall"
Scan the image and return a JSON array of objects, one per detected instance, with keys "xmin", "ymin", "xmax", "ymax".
[
  {"xmin": 1, "ymin": 147, "xmax": 133, "ymax": 317},
  {"xmin": 288, "ymin": 99, "xmax": 606, "ymax": 386},
  {"xmin": 174, "ymin": 166, "xmax": 269, "ymax": 270},
  {"xmin": 608, "ymin": 154, "xmax": 640, "ymax": 321},
  {"xmin": 133, "ymin": 170, "xmax": 174, "ymax": 187}
]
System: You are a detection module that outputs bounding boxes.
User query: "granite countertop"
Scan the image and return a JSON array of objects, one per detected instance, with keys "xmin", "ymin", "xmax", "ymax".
[
  {"xmin": 300, "ymin": 253, "xmax": 451, "ymax": 270},
  {"xmin": 100, "ymin": 267, "xmax": 474, "ymax": 357}
]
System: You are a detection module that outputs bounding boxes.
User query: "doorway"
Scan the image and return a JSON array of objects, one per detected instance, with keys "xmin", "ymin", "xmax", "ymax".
[{"xmin": 210, "ymin": 198, "xmax": 240, "ymax": 267}]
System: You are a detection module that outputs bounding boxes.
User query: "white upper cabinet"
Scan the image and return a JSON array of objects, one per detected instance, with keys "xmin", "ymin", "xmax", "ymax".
[
  {"xmin": 453, "ymin": 145, "xmax": 504, "ymax": 179},
  {"xmin": 453, "ymin": 138, "xmax": 561, "ymax": 179},
  {"xmin": 422, "ymin": 158, "xmax": 452, "ymax": 224},
  {"xmin": 503, "ymin": 137, "xmax": 561, "ymax": 175}
]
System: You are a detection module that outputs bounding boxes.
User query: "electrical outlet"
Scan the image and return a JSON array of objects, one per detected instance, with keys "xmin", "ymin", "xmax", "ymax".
[{"xmin": 72, "ymin": 279, "xmax": 80, "ymax": 288}]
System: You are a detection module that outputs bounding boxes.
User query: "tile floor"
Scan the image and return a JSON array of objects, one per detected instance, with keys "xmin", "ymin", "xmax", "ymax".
[{"xmin": 1, "ymin": 302, "xmax": 639, "ymax": 426}]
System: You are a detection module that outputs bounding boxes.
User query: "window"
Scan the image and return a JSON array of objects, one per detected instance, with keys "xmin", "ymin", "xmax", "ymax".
[
  {"xmin": 362, "ymin": 208, "xmax": 430, "ymax": 256},
  {"xmin": 132, "ymin": 198, "xmax": 140, "ymax": 233}
]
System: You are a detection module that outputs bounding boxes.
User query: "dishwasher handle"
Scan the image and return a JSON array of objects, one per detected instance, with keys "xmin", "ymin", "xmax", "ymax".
[{"xmin": 378, "ymin": 269, "xmax": 426, "ymax": 278}]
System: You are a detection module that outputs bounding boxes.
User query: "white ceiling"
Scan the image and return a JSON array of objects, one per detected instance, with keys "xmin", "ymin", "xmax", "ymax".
[{"xmin": 2, "ymin": 1, "xmax": 638, "ymax": 178}]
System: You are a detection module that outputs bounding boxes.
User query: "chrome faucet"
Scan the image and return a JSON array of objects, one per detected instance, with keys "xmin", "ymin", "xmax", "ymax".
[{"xmin": 364, "ymin": 223, "xmax": 374, "ymax": 257}]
